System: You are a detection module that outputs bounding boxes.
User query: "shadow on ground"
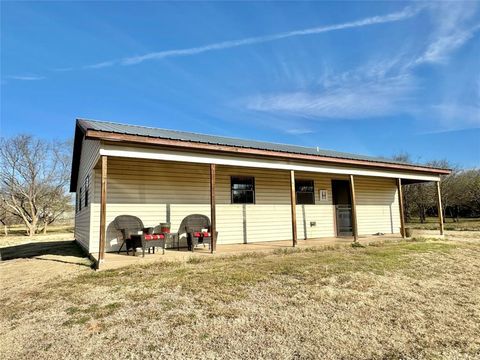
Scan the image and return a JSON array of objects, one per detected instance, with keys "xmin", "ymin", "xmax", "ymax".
[{"xmin": 0, "ymin": 240, "xmax": 91, "ymax": 267}]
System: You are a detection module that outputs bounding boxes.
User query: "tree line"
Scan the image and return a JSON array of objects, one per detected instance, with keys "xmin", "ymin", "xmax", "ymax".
[{"xmin": 393, "ymin": 155, "xmax": 480, "ymax": 223}]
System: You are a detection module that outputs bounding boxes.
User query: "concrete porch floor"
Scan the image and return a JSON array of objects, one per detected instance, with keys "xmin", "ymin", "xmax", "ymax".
[{"xmin": 95, "ymin": 234, "xmax": 403, "ymax": 271}]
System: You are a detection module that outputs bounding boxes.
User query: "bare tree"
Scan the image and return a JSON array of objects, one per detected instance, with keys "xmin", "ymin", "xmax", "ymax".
[
  {"xmin": 426, "ymin": 159, "xmax": 457, "ymax": 223},
  {"xmin": 0, "ymin": 135, "xmax": 71, "ymax": 236},
  {"xmin": 38, "ymin": 140, "xmax": 73, "ymax": 233},
  {"xmin": 392, "ymin": 154, "xmax": 413, "ymax": 220},
  {"xmin": 38, "ymin": 187, "xmax": 72, "ymax": 234},
  {"xmin": 392, "ymin": 154, "xmax": 450, "ymax": 223},
  {"xmin": 0, "ymin": 199, "xmax": 16, "ymax": 236},
  {"xmin": 392, "ymin": 153, "xmax": 480, "ymax": 221},
  {"xmin": 391, "ymin": 153, "xmax": 431, "ymax": 222},
  {"xmin": 459, "ymin": 169, "xmax": 480, "ymax": 215},
  {"xmin": 410, "ymin": 182, "xmax": 435, "ymax": 223}
]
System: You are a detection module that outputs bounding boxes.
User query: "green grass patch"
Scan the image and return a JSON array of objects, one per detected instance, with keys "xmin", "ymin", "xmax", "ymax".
[
  {"xmin": 80, "ymin": 241, "xmax": 454, "ymax": 294},
  {"xmin": 407, "ymin": 217, "xmax": 480, "ymax": 231},
  {"xmin": 62, "ymin": 302, "xmax": 123, "ymax": 326}
]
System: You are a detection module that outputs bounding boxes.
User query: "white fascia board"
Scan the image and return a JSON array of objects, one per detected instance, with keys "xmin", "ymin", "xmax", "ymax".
[{"xmin": 99, "ymin": 145, "xmax": 440, "ymax": 182}]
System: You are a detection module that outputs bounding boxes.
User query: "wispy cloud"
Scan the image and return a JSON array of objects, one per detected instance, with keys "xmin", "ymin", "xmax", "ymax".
[
  {"xmin": 413, "ymin": 2, "xmax": 480, "ymax": 65},
  {"xmin": 247, "ymin": 74, "xmax": 415, "ymax": 119},
  {"xmin": 83, "ymin": 60, "xmax": 117, "ymax": 69},
  {"xmin": 7, "ymin": 75, "xmax": 46, "ymax": 81},
  {"xmin": 284, "ymin": 128, "xmax": 315, "ymax": 135},
  {"xmin": 85, "ymin": 5, "xmax": 422, "ymax": 69},
  {"xmin": 414, "ymin": 24, "xmax": 480, "ymax": 65},
  {"xmin": 430, "ymin": 103, "xmax": 480, "ymax": 129},
  {"xmin": 52, "ymin": 67, "xmax": 74, "ymax": 72},
  {"xmin": 244, "ymin": 2, "xmax": 479, "ymax": 127}
]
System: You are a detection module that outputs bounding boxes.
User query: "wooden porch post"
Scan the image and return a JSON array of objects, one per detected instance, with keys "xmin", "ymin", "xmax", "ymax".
[
  {"xmin": 436, "ymin": 181, "xmax": 444, "ymax": 235},
  {"xmin": 210, "ymin": 164, "xmax": 216, "ymax": 253},
  {"xmin": 397, "ymin": 178, "xmax": 406, "ymax": 238},
  {"xmin": 97, "ymin": 155, "xmax": 107, "ymax": 269},
  {"xmin": 290, "ymin": 170, "xmax": 297, "ymax": 247},
  {"xmin": 349, "ymin": 175, "xmax": 359, "ymax": 242}
]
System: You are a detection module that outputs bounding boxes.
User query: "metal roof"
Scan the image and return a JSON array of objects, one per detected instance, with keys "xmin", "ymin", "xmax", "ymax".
[{"xmin": 77, "ymin": 118, "xmax": 421, "ymax": 167}]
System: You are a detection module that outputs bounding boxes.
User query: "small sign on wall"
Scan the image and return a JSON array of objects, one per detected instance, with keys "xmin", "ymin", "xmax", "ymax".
[{"xmin": 319, "ymin": 189, "xmax": 328, "ymax": 202}]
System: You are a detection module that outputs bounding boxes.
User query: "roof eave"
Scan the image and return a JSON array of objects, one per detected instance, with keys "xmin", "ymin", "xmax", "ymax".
[{"xmin": 85, "ymin": 129, "xmax": 451, "ymax": 176}]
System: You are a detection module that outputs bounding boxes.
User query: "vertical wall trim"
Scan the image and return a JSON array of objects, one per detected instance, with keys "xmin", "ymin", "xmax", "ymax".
[
  {"xmin": 242, "ymin": 204, "xmax": 247, "ymax": 244},
  {"xmin": 290, "ymin": 170, "xmax": 297, "ymax": 247},
  {"xmin": 97, "ymin": 155, "xmax": 107, "ymax": 269},
  {"xmin": 349, "ymin": 175, "xmax": 359, "ymax": 242},
  {"xmin": 166, "ymin": 203, "xmax": 171, "ymax": 224},
  {"xmin": 210, "ymin": 164, "xmax": 217, "ymax": 253},
  {"xmin": 302, "ymin": 204, "xmax": 307, "ymax": 240}
]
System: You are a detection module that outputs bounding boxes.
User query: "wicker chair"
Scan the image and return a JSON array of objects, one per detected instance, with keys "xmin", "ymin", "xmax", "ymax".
[
  {"xmin": 177, "ymin": 214, "xmax": 218, "ymax": 251},
  {"xmin": 113, "ymin": 215, "xmax": 165, "ymax": 257}
]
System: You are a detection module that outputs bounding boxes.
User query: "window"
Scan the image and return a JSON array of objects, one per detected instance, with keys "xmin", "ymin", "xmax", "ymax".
[
  {"xmin": 296, "ymin": 179, "xmax": 315, "ymax": 205},
  {"xmin": 231, "ymin": 176, "xmax": 255, "ymax": 204},
  {"xmin": 84, "ymin": 175, "xmax": 89, "ymax": 207},
  {"xmin": 79, "ymin": 187, "xmax": 82, "ymax": 212},
  {"xmin": 75, "ymin": 191, "xmax": 79, "ymax": 213}
]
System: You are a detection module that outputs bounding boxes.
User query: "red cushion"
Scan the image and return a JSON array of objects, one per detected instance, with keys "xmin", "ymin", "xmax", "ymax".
[
  {"xmin": 193, "ymin": 232, "xmax": 211, "ymax": 237},
  {"xmin": 144, "ymin": 234, "xmax": 165, "ymax": 241}
]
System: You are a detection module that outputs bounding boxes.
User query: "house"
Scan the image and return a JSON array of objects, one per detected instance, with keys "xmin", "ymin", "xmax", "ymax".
[{"xmin": 70, "ymin": 119, "xmax": 449, "ymax": 268}]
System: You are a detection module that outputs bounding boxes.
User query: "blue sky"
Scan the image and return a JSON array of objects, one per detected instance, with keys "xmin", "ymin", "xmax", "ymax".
[{"xmin": 1, "ymin": 1, "xmax": 479, "ymax": 168}]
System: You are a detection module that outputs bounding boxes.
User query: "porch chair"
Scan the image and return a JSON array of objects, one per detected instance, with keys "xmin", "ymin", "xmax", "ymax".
[
  {"xmin": 177, "ymin": 214, "xmax": 218, "ymax": 251},
  {"xmin": 113, "ymin": 215, "xmax": 165, "ymax": 257}
]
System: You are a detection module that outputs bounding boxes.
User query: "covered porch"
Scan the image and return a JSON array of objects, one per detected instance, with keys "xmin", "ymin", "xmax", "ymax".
[{"xmin": 92, "ymin": 145, "xmax": 445, "ymax": 270}]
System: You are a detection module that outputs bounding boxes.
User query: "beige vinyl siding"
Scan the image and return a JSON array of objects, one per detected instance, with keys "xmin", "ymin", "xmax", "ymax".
[
  {"xmin": 217, "ymin": 166, "xmax": 291, "ymax": 244},
  {"xmin": 295, "ymin": 172, "xmax": 339, "ymax": 239},
  {"xmin": 74, "ymin": 138, "xmax": 101, "ymax": 251},
  {"xmin": 90, "ymin": 159, "xmax": 342, "ymax": 251},
  {"xmin": 88, "ymin": 157, "xmax": 401, "ymax": 252},
  {"xmin": 355, "ymin": 176, "xmax": 400, "ymax": 235},
  {"xmin": 90, "ymin": 158, "xmax": 210, "ymax": 252},
  {"xmin": 218, "ymin": 170, "xmax": 337, "ymax": 243}
]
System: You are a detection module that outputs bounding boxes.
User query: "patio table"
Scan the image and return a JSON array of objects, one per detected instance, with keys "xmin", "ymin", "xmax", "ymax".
[{"xmin": 129, "ymin": 232, "xmax": 175, "ymax": 257}]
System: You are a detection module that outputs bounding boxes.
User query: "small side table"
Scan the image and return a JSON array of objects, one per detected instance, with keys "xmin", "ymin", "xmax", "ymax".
[
  {"xmin": 161, "ymin": 232, "xmax": 177, "ymax": 253},
  {"xmin": 129, "ymin": 233, "xmax": 168, "ymax": 257},
  {"xmin": 129, "ymin": 233, "xmax": 179, "ymax": 256},
  {"xmin": 145, "ymin": 232, "xmax": 178, "ymax": 253}
]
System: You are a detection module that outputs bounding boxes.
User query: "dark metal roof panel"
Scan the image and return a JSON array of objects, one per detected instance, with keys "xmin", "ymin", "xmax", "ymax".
[{"xmin": 77, "ymin": 118, "xmax": 437, "ymax": 168}]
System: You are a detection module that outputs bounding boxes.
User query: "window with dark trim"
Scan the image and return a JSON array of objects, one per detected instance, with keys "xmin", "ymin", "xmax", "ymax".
[
  {"xmin": 296, "ymin": 179, "xmax": 315, "ymax": 205},
  {"xmin": 231, "ymin": 176, "xmax": 255, "ymax": 204},
  {"xmin": 79, "ymin": 187, "xmax": 83, "ymax": 211},
  {"xmin": 84, "ymin": 175, "xmax": 89, "ymax": 208}
]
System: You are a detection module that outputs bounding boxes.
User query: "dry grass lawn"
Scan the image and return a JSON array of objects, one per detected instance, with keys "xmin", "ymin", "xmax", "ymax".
[
  {"xmin": 0, "ymin": 224, "xmax": 74, "ymax": 247},
  {"xmin": 1, "ymin": 235, "xmax": 480, "ymax": 359}
]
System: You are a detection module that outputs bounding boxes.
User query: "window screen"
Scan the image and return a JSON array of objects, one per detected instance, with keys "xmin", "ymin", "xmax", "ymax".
[
  {"xmin": 296, "ymin": 179, "xmax": 315, "ymax": 205},
  {"xmin": 231, "ymin": 176, "xmax": 255, "ymax": 204}
]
